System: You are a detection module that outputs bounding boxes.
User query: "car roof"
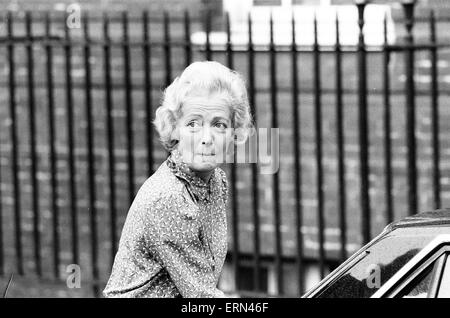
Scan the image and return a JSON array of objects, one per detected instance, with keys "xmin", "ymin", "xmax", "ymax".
[{"xmin": 387, "ymin": 208, "xmax": 450, "ymax": 230}]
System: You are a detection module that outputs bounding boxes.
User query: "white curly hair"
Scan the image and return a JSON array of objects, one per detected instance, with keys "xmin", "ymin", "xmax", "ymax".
[{"xmin": 153, "ymin": 61, "xmax": 254, "ymax": 152}]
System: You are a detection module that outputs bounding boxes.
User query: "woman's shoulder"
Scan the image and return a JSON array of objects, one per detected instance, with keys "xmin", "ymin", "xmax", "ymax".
[
  {"xmin": 213, "ymin": 167, "xmax": 228, "ymax": 200},
  {"xmin": 140, "ymin": 160, "xmax": 183, "ymax": 197},
  {"xmin": 214, "ymin": 166, "xmax": 227, "ymax": 182},
  {"xmin": 130, "ymin": 161, "xmax": 186, "ymax": 215}
]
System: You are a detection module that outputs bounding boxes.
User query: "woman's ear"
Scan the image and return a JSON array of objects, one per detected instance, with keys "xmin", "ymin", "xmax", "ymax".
[
  {"xmin": 169, "ymin": 127, "xmax": 180, "ymax": 151},
  {"xmin": 233, "ymin": 127, "xmax": 246, "ymax": 145},
  {"xmin": 171, "ymin": 127, "xmax": 180, "ymax": 142}
]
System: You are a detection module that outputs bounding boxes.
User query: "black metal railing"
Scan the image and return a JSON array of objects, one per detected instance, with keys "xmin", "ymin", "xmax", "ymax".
[{"xmin": 0, "ymin": 1, "xmax": 447, "ymax": 297}]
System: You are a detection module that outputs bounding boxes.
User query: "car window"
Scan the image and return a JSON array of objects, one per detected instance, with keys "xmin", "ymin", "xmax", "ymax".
[
  {"xmin": 317, "ymin": 227, "xmax": 450, "ymax": 298},
  {"xmin": 437, "ymin": 254, "xmax": 450, "ymax": 298},
  {"xmin": 397, "ymin": 263, "xmax": 435, "ymax": 298}
]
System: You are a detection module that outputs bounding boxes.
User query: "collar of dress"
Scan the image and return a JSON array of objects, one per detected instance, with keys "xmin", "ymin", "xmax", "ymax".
[{"xmin": 166, "ymin": 149, "xmax": 213, "ymax": 203}]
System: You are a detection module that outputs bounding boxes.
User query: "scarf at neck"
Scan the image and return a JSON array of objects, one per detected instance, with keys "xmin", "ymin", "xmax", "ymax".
[{"xmin": 166, "ymin": 149, "xmax": 213, "ymax": 203}]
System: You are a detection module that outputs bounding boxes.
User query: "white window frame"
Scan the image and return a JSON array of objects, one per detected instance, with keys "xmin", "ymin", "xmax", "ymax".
[{"xmin": 372, "ymin": 234, "xmax": 450, "ymax": 298}]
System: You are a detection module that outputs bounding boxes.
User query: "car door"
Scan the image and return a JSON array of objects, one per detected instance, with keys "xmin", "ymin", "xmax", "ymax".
[
  {"xmin": 307, "ymin": 229, "xmax": 450, "ymax": 298},
  {"xmin": 394, "ymin": 253, "xmax": 448, "ymax": 298},
  {"xmin": 372, "ymin": 234, "xmax": 450, "ymax": 298},
  {"xmin": 436, "ymin": 253, "xmax": 450, "ymax": 297}
]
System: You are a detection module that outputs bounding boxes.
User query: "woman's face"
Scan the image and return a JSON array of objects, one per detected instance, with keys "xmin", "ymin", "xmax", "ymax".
[{"xmin": 175, "ymin": 93, "xmax": 234, "ymax": 174}]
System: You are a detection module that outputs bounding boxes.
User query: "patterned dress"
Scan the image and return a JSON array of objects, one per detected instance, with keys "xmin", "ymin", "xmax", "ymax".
[{"xmin": 103, "ymin": 149, "xmax": 229, "ymax": 297}]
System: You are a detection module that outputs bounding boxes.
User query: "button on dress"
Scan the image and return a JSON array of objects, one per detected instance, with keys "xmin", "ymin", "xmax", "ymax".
[{"xmin": 103, "ymin": 149, "xmax": 228, "ymax": 298}]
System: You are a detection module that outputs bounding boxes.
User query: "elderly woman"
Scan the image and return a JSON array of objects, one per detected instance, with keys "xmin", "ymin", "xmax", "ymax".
[{"xmin": 103, "ymin": 61, "xmax": 253, "ymax": 298}]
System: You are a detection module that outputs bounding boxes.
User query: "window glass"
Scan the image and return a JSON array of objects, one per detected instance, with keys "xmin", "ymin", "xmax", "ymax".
[
  {"xmin": 398, "ymin": 263, "xmax": 435, "ymax": 298},
  {"xmin": 317, "ymin": 227, "xmax": 450, "ymax": 298},
  {"xmin": 437, "ymin": 255, "xmax": 450, "ymax": 298}
]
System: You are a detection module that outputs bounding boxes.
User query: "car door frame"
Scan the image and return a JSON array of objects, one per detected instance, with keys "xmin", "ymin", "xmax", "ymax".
[
  {"xmin": 302, "ymin": 228, "xmax": 390, "ymax": 298},
  {"xmin": 371, "ymin": 234, "xmax": 450, "ymax": 298},
  {"xmin": 436, "ymin": 253, "xmax": 450, "ymax": 297}
]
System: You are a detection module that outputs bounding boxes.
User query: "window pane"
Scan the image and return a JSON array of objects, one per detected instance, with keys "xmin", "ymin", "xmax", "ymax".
[
  {"xmin": 317, "ymin": 227, "xmax": 450, "ymax": 298},
  {"xmin": 398, "ymin": 264, "xmax": 434, "ymax": 298},
  {"xmin": 438, "ymin": 255, "xmax": 450, "ymax": 298}
]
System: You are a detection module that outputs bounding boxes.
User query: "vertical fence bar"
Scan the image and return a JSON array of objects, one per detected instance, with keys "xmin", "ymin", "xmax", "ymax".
[
  {"xmin": 122, "ymin": 12, "xmax": 135, "ymax": 207},
  {"xmin": 356, "ymin": 1, "xmax": 371, "ymax": 244},
  {"xmin": 291, "ymin": 12, "xmax": 304, "ymax": 295},
  {"xmin": 25, "ymin": 11, "xmax": 41, "ymax": 277},
  {"xmin": 248, "ymin": 12, "xmax": 261, "ymax": 292},
  {"xmin": 45, "ymin": 12, "xmax": 59, "ymax": 279},
  {"xmin": 335, "ymin": 13, "xmax": 347, "ymax": 263},
  {"xmin": 402, "ymin": 0, "xmax": 417, "ymax": 216},
  {"xmin": 0, "ymin": 143, "xmax": 2, "ymax": 276},
  {"xmin": 226, "ymin": 11, "xmax": 240, "ymax": 291},
  {"xmin": 429, "ymin": 10, "xmax": 441, "ymax": 209},
  {"xmin": 269, "ymin": 12, "xmax": 283, "ymax": 295},
  {"xmin": 313, "ymin": 13, "xmax": 325, "ymax": 279},
  {"xmin": 225, "ymin": 12, "xmax": 233, "ymax": 69},
  {"xmin": 103, "ymin": 13, "xmax": 117, "ymax": 267},
  {"xmin": 64, "ymin": 10, "xmax": 79, "ymax": 267},
  {"xmin": 383, "ymin": 13, "xmax": 394, "ymax": 224},
  {"xmin": 143, "ymin": 11, "xmax": 154, "ymax": 176},
  {"xmin": 83, "ymin": 13, "xmax": 99, "ymax": 296},
  {"xmin": 184, "ymin": 10, "xmax": 192, "ymax": 67},
  {"xmin": 163, "ymin": 12, "xmax": 172, "ymax": 88},
  {"xmin": 6, "ymin": 11, "xmax": 23, "ymax": 276},
  {"xmin": 205, "ymin": 10, "xmax": 211, "ymax": 61},
  {"xmin": 0, "ymin": 13, "xmax": 3, "ymax": 272}
]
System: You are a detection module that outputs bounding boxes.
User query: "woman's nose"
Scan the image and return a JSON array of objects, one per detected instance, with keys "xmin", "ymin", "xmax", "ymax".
[{"xmin": 200, "ymin": 126, "xmax": 213, "ymax": 145}]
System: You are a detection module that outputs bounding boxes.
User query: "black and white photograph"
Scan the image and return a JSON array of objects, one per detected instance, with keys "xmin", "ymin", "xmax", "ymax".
[{"xmin": 0, "ymin": 0, "xmax": 449, "ymax": 301}]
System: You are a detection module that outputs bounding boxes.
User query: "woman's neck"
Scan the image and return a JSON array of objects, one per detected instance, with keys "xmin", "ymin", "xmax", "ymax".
[{"xmin": 193, "ymin": 170, "xmax": 214, "ymax": 184}]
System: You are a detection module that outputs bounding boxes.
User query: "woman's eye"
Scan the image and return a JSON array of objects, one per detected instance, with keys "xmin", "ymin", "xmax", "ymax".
[
  {"xmin": 187, "ymin": 121, "xmax": 200, "ymax": 128},
  {"xmin": 215, "ymin": 122, "xmax": 227, "ymax": 129}
]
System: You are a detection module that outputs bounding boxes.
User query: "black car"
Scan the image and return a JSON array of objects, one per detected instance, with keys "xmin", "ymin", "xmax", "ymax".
[{"xmin": 303, "ymin": 209, "xmax": 450, "ymax": 298}]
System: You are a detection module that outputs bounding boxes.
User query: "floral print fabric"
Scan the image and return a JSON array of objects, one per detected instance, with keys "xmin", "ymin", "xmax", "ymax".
[{"xmin": 103, "ymin": 150, "xmax": 228, "ymax": 298}]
